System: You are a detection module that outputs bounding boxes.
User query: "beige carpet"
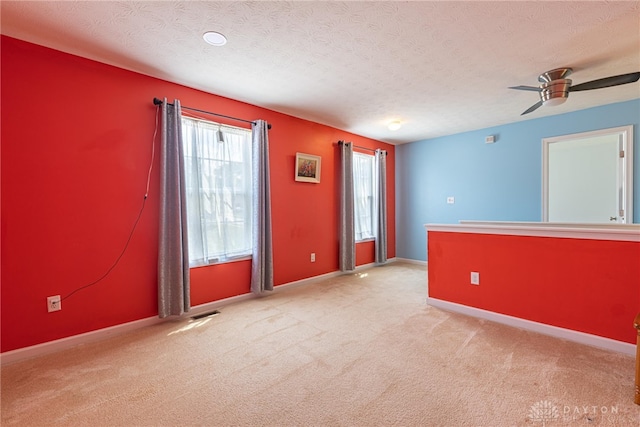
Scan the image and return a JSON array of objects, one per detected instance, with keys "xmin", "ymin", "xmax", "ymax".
[{"xmin": 1, "ymin": 262, "xmax": 638, "ymax": 426}]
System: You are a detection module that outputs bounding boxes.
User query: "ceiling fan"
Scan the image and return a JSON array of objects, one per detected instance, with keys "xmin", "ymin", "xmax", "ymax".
[{"xmin": 509, "ymin": 68, "xmax": 640, "ymax": 115}]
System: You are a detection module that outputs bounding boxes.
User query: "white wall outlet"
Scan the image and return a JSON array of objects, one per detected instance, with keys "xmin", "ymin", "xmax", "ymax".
[
  {"xmin": 310, "ymin": 253, "xmax": 316, "ymax": 262},
  {"xmin": 470, "ymin": 272, "xmax": 480, "ymax": 285},
  {"xmin": 447, "ymin": 196, "xmax": 455, "ymax": 204},
  {"xmin": 47, "ymin": 295, "xmax": 62, "ymax": 312}
]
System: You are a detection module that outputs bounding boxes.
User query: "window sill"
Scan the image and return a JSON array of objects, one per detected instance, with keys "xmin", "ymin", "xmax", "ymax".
[
  {"xmin": 356, "ymin": 237, "xmax": 375, "ymax": 243},
  {"xmin": 190, "ymin": 255, "xmax": 252, "ymax": 269}
]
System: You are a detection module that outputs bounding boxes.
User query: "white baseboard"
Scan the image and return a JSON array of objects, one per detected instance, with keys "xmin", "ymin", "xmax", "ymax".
[
  {"xmin": 0, "ymin": 316, "xmax": 165, "ymax": 366},
  {"xmin": 273, "ymin": 259, "xmax": 397, "ymax": 293},
  {"xmin": 394, "ymin": 257, "xmax": 427, "ymax": 266},
  {"xmin": 427, "ymin": 297, "xmax": 635, "ymax": 356},
  {"xmin": 273, "ymin": 270, "xmax": 344, "ymax": 293},
  {"xmin": 1, "ymin": 263, "xmax": 389, "ymax": 366}
]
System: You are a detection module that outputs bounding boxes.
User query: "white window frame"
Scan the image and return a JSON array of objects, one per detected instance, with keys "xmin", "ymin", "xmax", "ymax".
[
  {"xmin": 181, "ymin": 116, "xmax": 253, "ymax": 266},
  {"xmin": 353, "ymin": 152, "xmax": 376, "ymax": 242}
]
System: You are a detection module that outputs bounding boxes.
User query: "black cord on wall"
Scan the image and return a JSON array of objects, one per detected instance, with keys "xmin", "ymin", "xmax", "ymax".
[{"xmin": 61, "ymin": 105, "xmax": 159, "ymax": 302}]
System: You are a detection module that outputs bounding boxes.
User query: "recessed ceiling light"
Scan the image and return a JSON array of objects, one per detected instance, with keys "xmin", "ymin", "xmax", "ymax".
[
  {"xmin": 203, "ymin": 31, "xmax": 227, "ymax": 46},
  {"xmin": 388, "ymin": 121, "xmax": 402, "ymax": 131}
]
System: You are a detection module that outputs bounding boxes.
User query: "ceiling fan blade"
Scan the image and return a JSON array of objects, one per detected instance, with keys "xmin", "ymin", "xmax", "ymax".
[
  {"xmin": 521, "ymin": 100, "xmax": 543, "ymax": 115},
  {"xmin": 569, "ymin": 72, "xmax": 640, "ymax": 92},
  {"xmin": 509, "ymin": 85, "xmax": 541, "ymax": 92}
]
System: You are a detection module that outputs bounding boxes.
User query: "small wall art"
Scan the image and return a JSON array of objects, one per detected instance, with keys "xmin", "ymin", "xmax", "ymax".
[{"xmin": 295, "ymin": 152, "xmax": 321, "ymax": 183}]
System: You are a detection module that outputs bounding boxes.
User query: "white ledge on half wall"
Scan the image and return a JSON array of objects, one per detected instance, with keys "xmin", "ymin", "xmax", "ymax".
[{"xmin": 425, "ymin": 221, "xmax": 640, "ymax": 242}]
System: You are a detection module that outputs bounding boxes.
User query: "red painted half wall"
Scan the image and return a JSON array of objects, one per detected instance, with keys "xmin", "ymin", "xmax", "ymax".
[
  {"xmin": 0, "ymin": 36, "xmax": 395, "ymax": 352},
  {"xmin": 428, "ymin": 231, "xmax": 640, "ymax": 344}
]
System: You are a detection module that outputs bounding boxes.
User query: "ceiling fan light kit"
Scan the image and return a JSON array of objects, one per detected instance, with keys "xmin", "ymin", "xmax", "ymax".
[
  {"xmin": 540, "ymin": 79, "xmax": 571, "ymax": 106},
  {"xmin": 510, "ymin": 67, "xmax": 640, "ymax": 115}
]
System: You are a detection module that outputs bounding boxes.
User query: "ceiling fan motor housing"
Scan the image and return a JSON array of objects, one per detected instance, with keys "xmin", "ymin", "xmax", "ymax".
[
  {"xmin": 540, "ymin": 79, "xmax": 572, "ymax": 105},
  {"xmin": 511, "ymin": 67, "xmax": 640, "ymax": 115}
]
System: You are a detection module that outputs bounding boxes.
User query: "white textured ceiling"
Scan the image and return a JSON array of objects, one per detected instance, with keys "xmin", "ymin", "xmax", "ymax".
[{"xmin": 2, "ymin": 1, "xmax": 639, "ymax": 144}]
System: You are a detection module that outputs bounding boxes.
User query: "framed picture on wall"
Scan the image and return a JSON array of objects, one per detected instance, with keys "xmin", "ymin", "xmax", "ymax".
[{"xmin": 295, "ymin": 152, "xmax": 321, "ymax": 183}]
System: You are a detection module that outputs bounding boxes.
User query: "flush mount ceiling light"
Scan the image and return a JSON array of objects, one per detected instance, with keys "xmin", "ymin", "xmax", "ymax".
[
  {"xmin": 203, "ymin": 31, "xmax": 227, "ymax": 46},
  {"xmin": 388, "ymin": 121, "xmax": 402, "ymax": 131}
]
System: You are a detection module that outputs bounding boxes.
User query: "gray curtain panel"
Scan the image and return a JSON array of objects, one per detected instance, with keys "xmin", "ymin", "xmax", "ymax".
[
  {"xmin": 340, "ymin": 142, "xmax": 356, "ymax": 271},
  {"xmin": 251, "ymin": 120, "xmax": 274, "ymax": 294},
  {"xmin": 158, "ymin": 98, "xmax": 190, "ymax": 318},
  {"xmin": 375, "ymin": 149, "xmax": 388, "ymax": 264}
]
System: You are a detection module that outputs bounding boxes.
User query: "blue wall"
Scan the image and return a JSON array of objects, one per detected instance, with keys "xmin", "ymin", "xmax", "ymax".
[{"xmin": 396, "ymin": 99, "xmax": 640, "ymax": 261}]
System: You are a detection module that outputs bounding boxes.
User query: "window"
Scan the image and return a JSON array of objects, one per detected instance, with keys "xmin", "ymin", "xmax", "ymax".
[
  {"xmin": 181, "ymin": 117, "xmax": 253, "ymax": 266},
  {"xmin": 353, "ymin": 152, "xmax": 376, "ymax": 241}
]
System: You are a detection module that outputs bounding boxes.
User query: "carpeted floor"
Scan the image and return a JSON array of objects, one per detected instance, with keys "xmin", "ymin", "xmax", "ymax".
[{"xmin": 1, "ymin": 262, "xmax": 638, "ymax": 426}]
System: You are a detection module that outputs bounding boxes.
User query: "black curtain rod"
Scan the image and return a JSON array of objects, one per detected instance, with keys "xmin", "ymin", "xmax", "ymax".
[
  {"xmin": 338, "ymin": 140, "xmax": 387, "ymax": 155},
  {"xmin": 153, "ymin": 98, "xmax": 271, "ymax": 129}
]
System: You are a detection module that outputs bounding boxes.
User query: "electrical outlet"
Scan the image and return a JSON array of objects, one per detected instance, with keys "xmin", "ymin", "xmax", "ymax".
[
  {"xmin": 310, "ymin": 253, "xmax": 316, "ymax": 262},
  {"xmin": 470, "ymin": 272, "xmax": 480, "ymax": 285},
  {"xmin": 447, "ymin": 196, "xmax": 455, "ymax": 204},
  {"xmin": 47, "ymin": 295, "xmax": 61, "ymax": 312}
]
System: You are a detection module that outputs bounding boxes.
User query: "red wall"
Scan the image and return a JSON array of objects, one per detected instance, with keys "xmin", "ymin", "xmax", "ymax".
[
  {"xmin": 0, "ymin": 36, "xmax": 395, "ymax": 352},
  {"xmin": 428, "ymin": 231, "xmax": 640, "ymax": 344}
]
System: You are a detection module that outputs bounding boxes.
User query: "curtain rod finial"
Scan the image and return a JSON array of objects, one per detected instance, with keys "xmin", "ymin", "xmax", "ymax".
[{"xmin": 153, "ymin": 97, "xmax": 163, "ymax": 106}]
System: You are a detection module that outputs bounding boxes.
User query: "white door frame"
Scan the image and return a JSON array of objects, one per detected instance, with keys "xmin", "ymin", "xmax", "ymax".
[{"xmin": 542, "ymin": 125, "xmax": 634, "ymax": 223}]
